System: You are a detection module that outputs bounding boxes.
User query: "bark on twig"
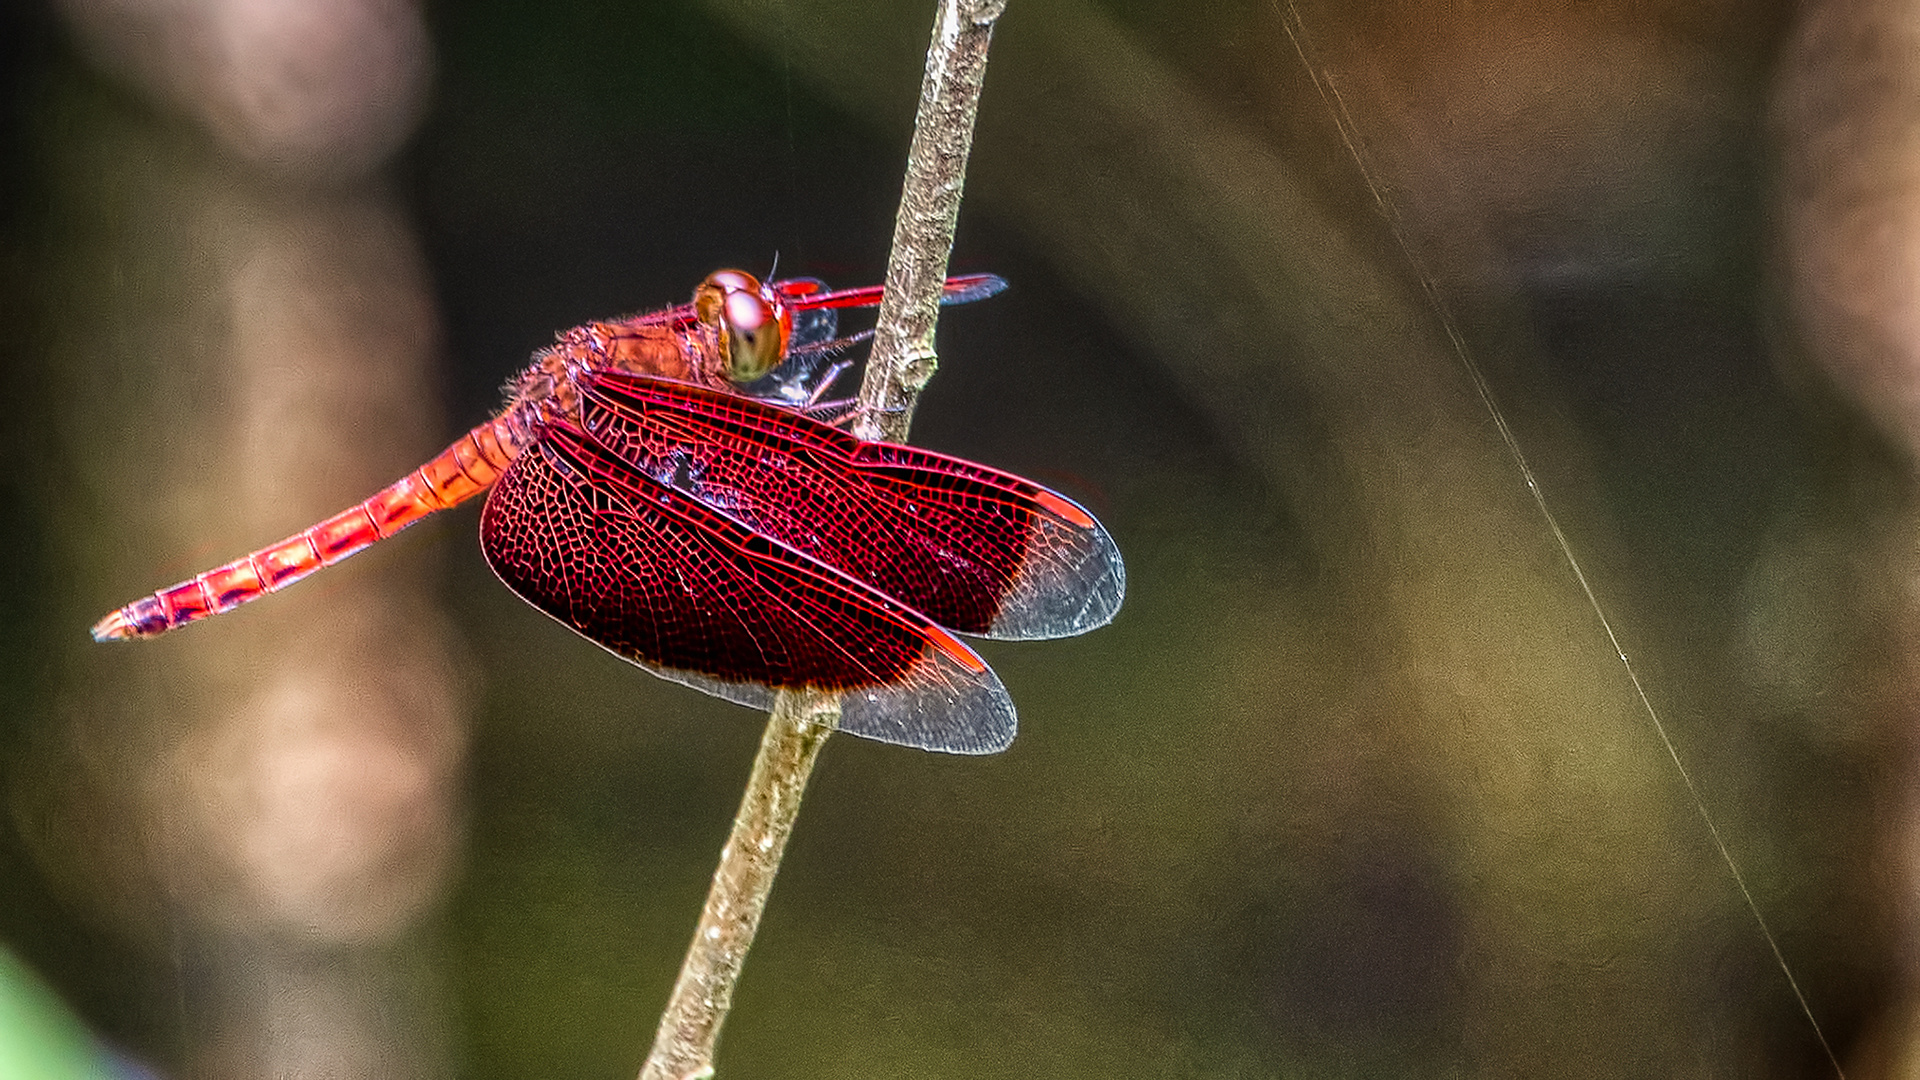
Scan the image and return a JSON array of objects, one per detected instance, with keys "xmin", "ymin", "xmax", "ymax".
[
  {"xmin": 637, "ymin": 690, "xmax": 838, "ymax": 1080},
  {"xmin": 636, "ymin": 2, "xmax": 1004, "ymax": 1077},
  {"xmin": 858, "ymin": 0, "xmax": 1007, "ymax": 443}
]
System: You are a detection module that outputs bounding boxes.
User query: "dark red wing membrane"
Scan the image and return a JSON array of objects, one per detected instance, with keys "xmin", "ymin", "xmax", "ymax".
[
  {"xmin": 573, "ymin": 372, "xmax": 1125, "ymax": 640},
  {"xmin": 479, "ymin": 420, "xmax": 1015, "ymax": 754}
]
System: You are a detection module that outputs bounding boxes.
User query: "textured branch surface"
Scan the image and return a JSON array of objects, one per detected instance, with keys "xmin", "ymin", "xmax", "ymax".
[
  {"xmin": 637, "ymin": 3, "xmax": 1003, "ymax": 1077},
  {"xmin": 857, "ymin": 0, "xmax": 1006, "ymax": 443},
  {"xmin": 637, "ymin": 690, "xmax": 837, "ymax": 1080}
]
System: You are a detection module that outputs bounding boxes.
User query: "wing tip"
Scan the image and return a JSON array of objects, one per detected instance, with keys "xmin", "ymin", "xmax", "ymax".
[
  {"xmin": 1033, "ymin": 488, "xmax": 1095, "ymax": 529},
  {"xmin": 988, "ymin": 520, "xmax": 1128, "ymax": 640},
  {"xmin": 839, "ymin": 657, "xmax": 1018, "ymax": 755},
  {"xmin": 940, "ymin": 274, "xmax": 1009, "ymax": 306}
]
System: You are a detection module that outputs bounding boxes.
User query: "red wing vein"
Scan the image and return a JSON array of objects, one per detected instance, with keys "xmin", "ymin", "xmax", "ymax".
[
  {"xmin": 574, "ymin": 372, "xmax": 1117, "ymax": 640},
  {"xmin": 546, "ymin": 429, "xmax": 802, "ymax": 676},
  {"xmin": 543, "ymin": 423, "xmax": 933, "ymax": 689},
  {"xmin": 588, "ymin": 375, "xmax": 1038, "ymax": 555}
]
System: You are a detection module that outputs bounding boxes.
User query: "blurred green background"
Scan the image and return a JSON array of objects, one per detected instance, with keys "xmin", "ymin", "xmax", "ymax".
[{"xmin": 0, "ymin": 0, "xmax": 1902, "ymax": 1076}]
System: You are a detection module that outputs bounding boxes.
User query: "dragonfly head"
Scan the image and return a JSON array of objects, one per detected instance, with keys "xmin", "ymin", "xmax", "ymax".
[{"xmin": 695, "ymin": 269, "xmax": 793, "ymax": 384}]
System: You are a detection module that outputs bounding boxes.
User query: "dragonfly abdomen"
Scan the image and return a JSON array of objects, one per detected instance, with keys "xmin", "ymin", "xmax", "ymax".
[{"xmin": 91, "ymin": 408, "xmax": 537, "ymax": 641}]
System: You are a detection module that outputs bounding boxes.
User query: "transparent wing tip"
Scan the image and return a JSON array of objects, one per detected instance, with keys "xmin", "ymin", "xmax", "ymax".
[
  {"xmin": 838, "ymin": 658, "xmax": 1017, "ymax": 755},
  {"xmin": 940, "ymin": 274, "xmax": 1009, "ymax": 306},
  {"xmin": 618, "ymin": 645, "xmax": 1016, "ymax": 755},
  {"xmin": 989, "ymin": 513, "xmax": 1127, "ymax": 640}
]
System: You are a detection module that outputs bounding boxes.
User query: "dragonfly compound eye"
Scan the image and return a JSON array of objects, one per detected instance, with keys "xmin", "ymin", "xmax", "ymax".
[{"xmin": 695, "ymin": 269, "xmax": 790, "ymax": 383}]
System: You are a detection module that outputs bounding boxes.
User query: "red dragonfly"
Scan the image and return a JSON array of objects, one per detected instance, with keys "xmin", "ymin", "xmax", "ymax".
[{"xmin": 92, "ymin": 270, "xmax": 1124, "ymax": 754}]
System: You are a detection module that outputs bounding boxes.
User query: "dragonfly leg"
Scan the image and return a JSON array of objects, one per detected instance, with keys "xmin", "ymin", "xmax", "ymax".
[
  {"xmin": 803, "ymin": 359, "xmax": 854, "ymax": 405},
  {"xmin": 796, "ymin": 397, "xmax": 860, "ymax": 427}
]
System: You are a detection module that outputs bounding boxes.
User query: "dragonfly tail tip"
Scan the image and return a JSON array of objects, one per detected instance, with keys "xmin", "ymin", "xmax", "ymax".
[{"xmin": 89, "ymin": 611, "xmax": 134, "ymax": 642}]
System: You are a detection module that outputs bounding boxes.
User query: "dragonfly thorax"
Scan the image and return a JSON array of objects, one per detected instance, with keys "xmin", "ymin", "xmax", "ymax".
[{"xmin": 516, "ymin": 319, "xmax": 723, "ymax": 425}]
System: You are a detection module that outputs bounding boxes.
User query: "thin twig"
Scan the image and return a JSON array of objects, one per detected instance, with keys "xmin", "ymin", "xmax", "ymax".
[
  {"xmin": 636, "ymin": 3, "xmax": 1005, "ymax": 1077},
  {"xmin": 638, "ymin": 690, "xmax": 837, "ymax": 1080},
  {"xmin": 859, "ymin": 0, "xmax": 1008, "ymax": 442}
]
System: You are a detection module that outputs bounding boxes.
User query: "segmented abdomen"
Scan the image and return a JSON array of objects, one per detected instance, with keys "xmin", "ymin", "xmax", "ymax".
[{"xmin": 91, "ymin": 408, "xmax": 537, "ymax": 641}]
